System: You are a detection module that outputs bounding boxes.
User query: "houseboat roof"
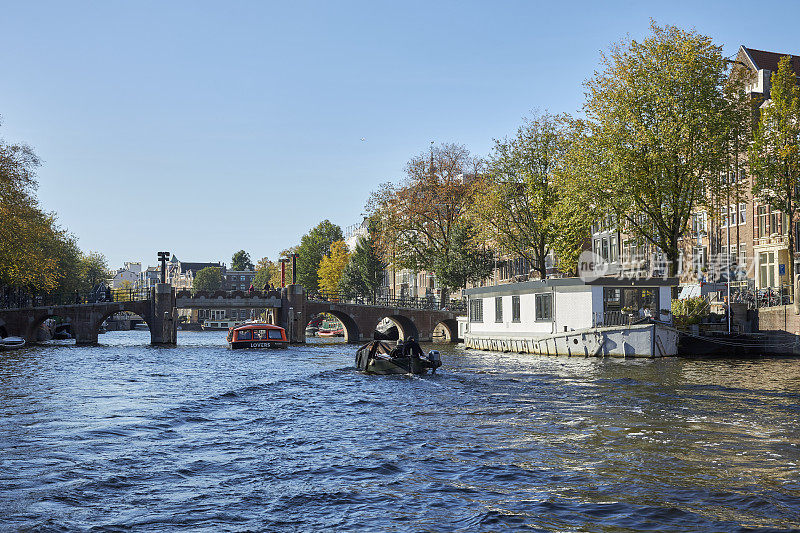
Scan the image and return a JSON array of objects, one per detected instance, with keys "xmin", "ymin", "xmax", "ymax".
[{"xmin": 464, "ymin": 276, "xmax": 678, "ymax": 297}]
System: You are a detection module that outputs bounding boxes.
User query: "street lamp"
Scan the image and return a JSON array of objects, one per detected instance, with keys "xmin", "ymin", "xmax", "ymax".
[{"xmin": 157, "ymin": 251, "xmax": 170, "ymax": 284}]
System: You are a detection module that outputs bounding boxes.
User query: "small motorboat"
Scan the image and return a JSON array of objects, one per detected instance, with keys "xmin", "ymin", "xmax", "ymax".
[
  {"xmin": 356, "ymin": 340, "xmax": 442, "ymax": 375},
  {"xmin": 1, "ymin": 336, "xmax": 26, "ymax": 351},
  {"xmin": 227, "ymin": 323, "xmax": 289, "ymax": 349}
]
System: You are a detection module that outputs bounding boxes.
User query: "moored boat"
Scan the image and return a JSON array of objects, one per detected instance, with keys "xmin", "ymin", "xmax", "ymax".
[
  {"xmin": 203, "ymin": 319, "xmax": 245, "ymax": 331},
  {"xmin": 227, "ymin": 323, "xmax": 288, "ymax": 349},
  {"xmin": 1, "ymin": 336, "xmax": 26, "ymax": 351},
  {"xmin": 355, "ymin": 340, "xmax": 442, "ymax": 375}
]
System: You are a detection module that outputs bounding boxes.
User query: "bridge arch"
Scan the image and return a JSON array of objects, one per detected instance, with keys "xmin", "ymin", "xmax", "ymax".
[
  {"xmin": 377, "ymin": 314, "xmax": 419, "ymax": 342},
  {"xmin": 305, "ymin": 311, "xmax": 361, "ymax": 343},
  {"xmin": 432, "ymin": 318, "xmax": 458, "ymax": 343},
  {"xmin": 93, "ymin": 308, "xmax": 153, "ymax": 340},
  {"xmin": 27, "ymin": 311, "xmax": 77, "ymax": 344}
]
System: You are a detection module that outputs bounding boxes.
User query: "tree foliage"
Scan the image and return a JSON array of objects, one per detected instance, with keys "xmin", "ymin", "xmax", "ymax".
[
  {"xmin": 193, "ymin": 266, "xmax": 223, "ymax": 291},
  {"xmin": 749, "ymin": 55, "xmax": 800, "ymax": 293},
  {"xmin": 231, "ymin": 250, "xmax": 254, "ymax": 271},
  {"xmin": 318, "ymin": 240, "xmax": 350, "ymax": 294},
  {"xmin": 80, "ymin": 252, "xmax": 109, "ymax": 290},
  {"xmin": 0, "ymin": 122, "xmax": 95, "ymax": 293},
  {"xmin": 366, "ymin": 143, "xmax": 485, "ymax": 295},
  {"xmin": 253, "ymin": 256, "xmax": 279, "ymax": 289},
  {"xmin": 475, "ymin": 111, "xmax": 568, "ymax": 278},
  {"xmin": 432, "ymin": 222, "xmax": 494, "ymax": 290},
  {"xmin": 580, "ymin": 22, "xmax": 730, "ymax": 275},
  {"xmin": 296, "ymin": 220, "xmax": 343, "ymax": 292},
  {"xmin": 339, "ymin": 224, "xmax": 387, "ymax": 301}
]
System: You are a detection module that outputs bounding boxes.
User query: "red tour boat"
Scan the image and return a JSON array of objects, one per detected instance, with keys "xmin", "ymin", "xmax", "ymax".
[{"xmin": 227, "ymin": 323, "xmax": 289, "ymax": 349}]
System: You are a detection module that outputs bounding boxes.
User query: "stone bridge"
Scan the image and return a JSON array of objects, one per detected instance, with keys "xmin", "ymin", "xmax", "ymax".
[
  {"xmin": 0, "ymin": 284, "xmax": 177, "ymax": 345},
  {"xmin": 279, "ymin": 285, "xmax": 461, "ymax": 344},
  {"xmin": 0, "ymin": 284, "xmax": 463, "ymax": 346}
]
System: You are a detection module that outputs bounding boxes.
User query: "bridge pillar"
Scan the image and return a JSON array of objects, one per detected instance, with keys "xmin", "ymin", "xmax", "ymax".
[
  {"xmin": 150, "ymin": 284, "xmax": 177, "ymax": 345},
  {"xmin": 281, "ymin": 284, "xmax": 306, "ymax": 344}
]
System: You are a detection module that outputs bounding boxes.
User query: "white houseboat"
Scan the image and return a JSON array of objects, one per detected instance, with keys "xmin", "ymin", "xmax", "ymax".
[{"xmin": 460, "ymin": 277, "xmax": 678, "ymax": 358}]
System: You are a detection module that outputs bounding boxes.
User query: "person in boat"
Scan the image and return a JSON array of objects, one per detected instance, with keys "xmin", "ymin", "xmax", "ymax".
[
  {"xmin": 402, "ymin": 336, "xmax": 424, "ymax": 358},
  {"xmin": 391, "ymin": 340, "xmax": 405, "ymax": 358}
]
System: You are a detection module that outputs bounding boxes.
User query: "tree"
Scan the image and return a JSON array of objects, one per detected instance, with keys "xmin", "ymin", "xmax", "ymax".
[
  {"xmin": 253, "ymin": 256, "xmax": 279, "ymax": 289},
  {"xmin": 433, "ymin": 222, "xmax": 494, "ymax": 291},
  {"xmin": 551, "ymin": 120, "xmax": 604, "ymax": 274},
  {"xmin": 581, "ymin": 22, "xmax": 730, "ymax": 276},
  {"xmin": 80, "ymin": 251, "xmax": 109, "ymax": 291},
  {"xmin": 367, "ymin": 143, "xmax": 484, "ymax": 300},
  {"xmin": 339, "ymin": 224, "xmax": 388, "ymax": 302},
  {"xmin": 317, "ymin": 240, "xmax": 350, "ymax": 294},
  {"xmin": 475, "ymin": 111, "xmax": 568, "ymax": 278},
  {"xmin": 193, "ymin": 266, "xmax": 223, "ymax": 291},
  {"xmin": 749, "ymin": 55, "xmax": 800, "ymax": 295},
  {"xmin": 231, "ymin": 250, "xmax": 254, "ymax": 271},
  {"xmin": 296, "ymin": 220, "xmax": 343, "ymax": 292}
]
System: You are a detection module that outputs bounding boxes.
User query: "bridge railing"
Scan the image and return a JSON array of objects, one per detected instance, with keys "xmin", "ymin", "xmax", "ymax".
[
  {"xmin": 0, "ymin": 288, "xmax": 152, "ymax": 310},
  {"xmin": 174, "ymin": 288, "xmax": 283, "ymax": 299},
  {"xmin": 308, "ymin": 290, "xmax": 467, "ymax": 314}
]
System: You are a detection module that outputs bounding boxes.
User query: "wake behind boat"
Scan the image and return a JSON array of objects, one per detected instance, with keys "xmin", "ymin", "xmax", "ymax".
[{"xmin": 356, "ymin": 340, "xmax": 442, "ymax": 375}]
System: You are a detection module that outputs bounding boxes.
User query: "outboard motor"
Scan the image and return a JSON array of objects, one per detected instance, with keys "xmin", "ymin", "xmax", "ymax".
[{"xmin": 427, "ymin": 350, "xmax": 442, "ymax": 373}]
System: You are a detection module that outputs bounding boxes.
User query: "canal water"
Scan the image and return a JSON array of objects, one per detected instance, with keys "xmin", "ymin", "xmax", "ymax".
[{"xmin": 1, "ymin": 331, "xmax": 799, "ymax": 532}]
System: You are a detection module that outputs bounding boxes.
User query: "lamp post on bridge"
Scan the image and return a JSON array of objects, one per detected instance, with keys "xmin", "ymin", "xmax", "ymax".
[{"xmin": 157, "ymin": 252, "xmax": 170, "ymax": 284}]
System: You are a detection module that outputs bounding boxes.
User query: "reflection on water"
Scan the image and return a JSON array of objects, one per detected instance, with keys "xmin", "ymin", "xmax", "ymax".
[{"xmin": 1, "ymin": 331, "xmax": 799, "ymax": 531}]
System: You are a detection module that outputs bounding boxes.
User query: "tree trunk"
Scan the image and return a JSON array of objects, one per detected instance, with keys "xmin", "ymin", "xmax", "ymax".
[{"xmin": 788, "ymin": 199, "xmax": 795, "ymax": 302}]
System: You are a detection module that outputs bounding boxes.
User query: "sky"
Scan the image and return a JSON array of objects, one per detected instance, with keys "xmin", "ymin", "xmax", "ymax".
[{"xmin": 3, "ymin": 0, "xmax": 800, "ymax": 269}]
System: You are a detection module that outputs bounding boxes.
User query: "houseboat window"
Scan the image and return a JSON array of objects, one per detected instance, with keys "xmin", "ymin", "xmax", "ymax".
[
  {"xmin": 268, "ymin": 329, "xmax": 283, "ymax": 340},
  {"xmin": 253, "ymin": 329, "xmax": 267, "ymax": 340},
  {"xmin": 495, "ymin": 297, "xmax": 503, "ymax": 322},
  {"xmin": 238, "ymin": 329, "xmax": 252, "ymax": 340},
  {"xmin": 603, "ymin": 288, "xmax": 621, "ymax": 311},
  {"xmin": 512, "ymin": 296, "xmax": 521, "ymax": 322},
  {"xmin": 535, "ymin": 293, "xmax": 553, "ymax": 321},
  {"xmin": 469, "ymin": 299, "xmax": 483, "ymax": 323}
]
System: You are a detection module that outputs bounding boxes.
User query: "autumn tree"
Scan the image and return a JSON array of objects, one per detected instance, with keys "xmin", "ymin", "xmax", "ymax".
[
  {"xmin": 749, "ymin": 55, "xmax": 800, "ymax": 294},
  {"xmin": 231, "ymin": 250, "xmax": 254, "ymax": 271},
  {"xmin": 193, "ymin": 266, "xmax": 223, "ymax": 291},
  {"xmin": 581, "ymin": 22, "xmax": 730, "ymax": 276},
  {"xmin": 367, "ymin": 143, "xmax": 484, "ymax": 300},
  {"xmin": 474, "ymin": 111, "xmax": 568, "ymax": 279},
  {"xmin": 296, "ymin": 220, "xmax": 343, "ymax": 292},
  {"xmin": 317, "ymin": 240, "xmax": 350, "ymax": 294}
]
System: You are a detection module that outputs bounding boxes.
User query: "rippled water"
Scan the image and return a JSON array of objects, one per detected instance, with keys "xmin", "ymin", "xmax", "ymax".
[{"xmin": 1, "ymin": 331, "xmax": 799, "ymax": 531}]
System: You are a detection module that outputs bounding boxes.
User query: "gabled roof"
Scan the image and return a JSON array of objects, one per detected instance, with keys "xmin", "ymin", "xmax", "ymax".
[
  {"xmin": 180, "ymin": 261, "xmax": 223, "ymax": 274},
  {"xmin": 741, "ymin": 46, "xmax": 800, "ymax": 74}
]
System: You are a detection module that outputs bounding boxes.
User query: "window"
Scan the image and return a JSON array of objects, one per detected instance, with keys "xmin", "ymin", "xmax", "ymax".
[
  {"xmin": 770, "ymin": 210, "xmax": 783, "ymax": 235},
  {"xmin": 469, "ymin": 299, "xmax": 483, "ymax": 323},
  {"xmin": 495, "ymin": 297, "xmax": 503, "ymax": 322},
  {"xmin": 512, "ymin": 295, "xmax": 521, "ymax": 322},
  {"xmin": 240, "ymin": 275, "xmax": 245, "ymax": 281},
  {"xmin": 268, "ymin": 329, "xmax": 283, "ymax": 339},
  {"xmin": 720, "ymin": 205, "xmax": 729, "ymax": 227},
  {"xmin": 739, "ymin": 203, "xmax": 746, "ymax": 225},
  {"xmin": 231, "ymin": 310, "xmax": 238, "ymax": 318},
  {"xmin": 757, "ymin": 206, "xmax": 768, "ymax": 237},
  {"xmin": 535, "ymin": 293, "xmax": 553, "ymax": 321},
  {"xmin": 609, "ymin": 235, "xmax": 618, "ymax": 262},
  {"xmin": 238, "ymin": 329, "xmax": 252, "ymax": 340},
  {"xmin": 601, "ymin": 238, "xmax": 610, "ymax": 262},
  {"xmin": 693, "ymin": 246, "xmax": 707, "ymax": 272}
]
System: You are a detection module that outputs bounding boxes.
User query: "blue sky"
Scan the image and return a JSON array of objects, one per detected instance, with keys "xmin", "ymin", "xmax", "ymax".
[{"xmin": 2, "ymin": 0, "xmax": 800, "ymax": 269}]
